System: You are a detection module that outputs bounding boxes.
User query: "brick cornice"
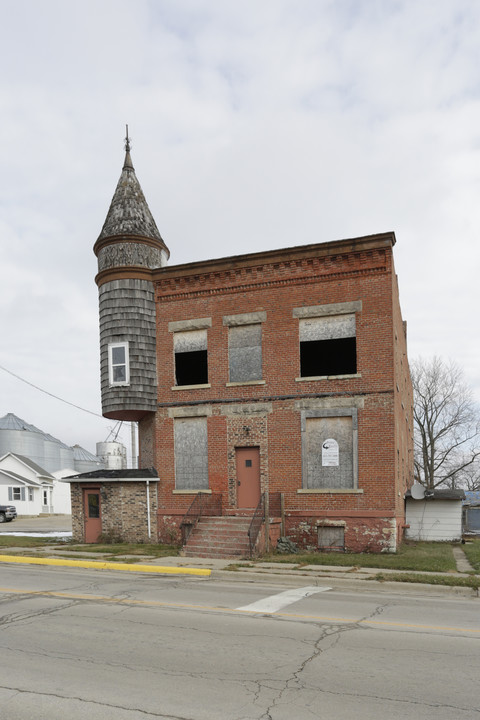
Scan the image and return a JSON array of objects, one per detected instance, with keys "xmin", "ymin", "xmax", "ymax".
[
  {"xmin": 154, "ymin": 246, "xmax": 390, "ymax": 301},
  {"xmin": 155, "ymin": 232, "xmax": 395, "ymax": 278}
]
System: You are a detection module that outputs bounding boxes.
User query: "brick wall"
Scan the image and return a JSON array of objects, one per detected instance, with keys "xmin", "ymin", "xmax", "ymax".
[
  {"xmin": 140, "ymin": 234, "xmax": 413, "ymax": 553},
  {"xmin": 70, "ymin": 481, "xmax": 158, "ymax": 544}
]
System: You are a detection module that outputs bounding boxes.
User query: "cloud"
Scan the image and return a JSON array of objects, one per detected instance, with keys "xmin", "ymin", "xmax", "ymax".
[{"xmin": 1, "ymin": 0, "xmax": 479, "ymax": 461}]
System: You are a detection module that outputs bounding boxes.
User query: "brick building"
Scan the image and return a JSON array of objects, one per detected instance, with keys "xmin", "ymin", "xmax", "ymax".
[{"xmin": 92, "ymin": 138, "xmax": 413, "ymax": 553}]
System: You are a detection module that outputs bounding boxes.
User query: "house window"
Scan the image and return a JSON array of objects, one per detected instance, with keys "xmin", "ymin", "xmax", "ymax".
[
  {"xmin": 28, "ymin": 488, "xmax": 34, "ymax": 502},
  {"xmin": 299, "ymin": 315, "xmax": 356, "ymax": 377},
  {"xmin": 174, "ymin": 330, "xmax": 208, "ymax": 386},
  {"xmin": 108, "ymin": 342, "xmax": 130, "ymax": 386},
  {"xmin": 8, "ymin": 487, "xmax": 25, "ymax": 501},
  {"xmin": 174, "ymin": 417, "xmax": 209, "ymax": 490},
  {"xmin": 301, "ymin": 409, "xmax": 358, "ymax": 490},
  {"xmin": 228, "ymin": 324, "xmax": 262, "ymax": 383}
]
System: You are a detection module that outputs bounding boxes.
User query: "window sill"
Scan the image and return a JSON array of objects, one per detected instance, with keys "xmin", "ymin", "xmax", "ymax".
[
  {"xmin": 226, "ymin": 380, "xmax": 266, "ymax": 387},
  {"xmin": 297, "ymin": 488, "xmax": 363, "ymax": 494},
  {"xmin": 172, "ymin": 489, "xmax": 212, "ymax": 495},
  {"xmin": 171, "ymin": 384, "xmax": 211, "ymax": 391},
  {"xmin": 295, "ymin": 373, "xmax": 361, "ymax": 382}
]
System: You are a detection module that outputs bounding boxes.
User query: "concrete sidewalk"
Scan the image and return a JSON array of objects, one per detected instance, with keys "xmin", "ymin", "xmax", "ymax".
[
  {"xmin": 1, "ymin": 515, "xmax": 478, "ymax": 597},
  {"xmin": 0, "ymin": 546, "xmax": 478, "ymax": 597}
]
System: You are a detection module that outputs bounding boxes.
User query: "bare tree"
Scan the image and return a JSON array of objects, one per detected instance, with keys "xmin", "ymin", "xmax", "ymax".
[
  {"xmin": 412, "ymin": 356, "xmax": 480, "ymax": 490},
  {"xmin": 454, "ymin": 458, "xmax": 480, "ymax": 491}
]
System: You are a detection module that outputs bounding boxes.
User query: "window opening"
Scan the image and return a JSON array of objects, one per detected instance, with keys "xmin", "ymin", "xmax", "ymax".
[
  {"xmin": 299, "ymin": 315, "xmax": 356, "ymax": 377},
  {"xmin": 87, "ymin": 493, "xmax": 100, "ymax": 518},
  {"xmin": 318, "ymin": 526, "xmax": 345, "ymax": 552},
  {"xmin": 174, "ymin": 417, "xmax": 209, "ymax": 490},
  {"xmin": 174, "ymin": 330, "xmax": 208, "ymax": 386},
  {"xmin": 108, "ymin": 342, "xmax": 130, "ymax": 386},
  {"xmin": 9, "ymin": 487, "xmax": 25, "ymax": 501},
  {"xmin": 228, "ymin": 324, "xmax": 262, "ymax": 382},
  {"xmin": 302, "ymin": 410, "xmax": 358, "ymax": 490}
]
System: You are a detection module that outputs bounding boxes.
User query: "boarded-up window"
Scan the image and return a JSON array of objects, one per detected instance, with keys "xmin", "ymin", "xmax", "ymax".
[
  {"xmin": 318, "ymin": 525, "xmax": 345, "ymax": 551},
  {"xmin": 174, "ymin": 417, "xmax": 208, "ymax": 490},
  {"xmin": 229, "ymin": 324, "xmax": 262, "ymax": 382},
  {"xmin": 300, "ymin": 314, "xmax": 356, "ymax": 377},
  {"xmin": 304, "ymin": 415, "xmax": 354, "ymax": 489},
  {"xmin": 174, "ymin": 330, "xmax": 208, "ymax": 386}
]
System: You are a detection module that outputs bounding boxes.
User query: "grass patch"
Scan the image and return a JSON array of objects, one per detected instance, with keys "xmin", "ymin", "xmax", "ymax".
[
  {"xmin": 224, "ymin": 563, "xmax": 254, "ymax": 571},
  {"xmin": 262, "ymin": 541, "xmax": 457, "ymax": 573},
  {"xmin": 462, "ymin": 540, "xmax": 480, "ymax": 573},
  {"xmin": 374, "ymin": 572, "xmax": 480, "ymax": 590},
  {"xmin": 0, "ymin": 536, "xmax": 180, "ymax": 559},
  {"xmin": 0, "ymin": 536, "xmax": 60, "ymax": 549}
]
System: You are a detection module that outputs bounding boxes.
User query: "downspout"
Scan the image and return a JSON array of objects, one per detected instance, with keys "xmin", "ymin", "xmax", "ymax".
[{"xmin": 146, "ymin": 480, "xmax": 151, "ymax": 539}]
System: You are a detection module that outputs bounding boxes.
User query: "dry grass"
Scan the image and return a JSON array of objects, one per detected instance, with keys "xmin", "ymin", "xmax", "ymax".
[
  {"xmin": 264, "ymin": 541, "xmax": 457, "ymax": 573},
  {"xmin": 462, "ymin": 539, "xmax": 480, "ymax": 573}
]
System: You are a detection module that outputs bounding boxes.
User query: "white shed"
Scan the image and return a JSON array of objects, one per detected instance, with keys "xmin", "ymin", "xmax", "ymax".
[{"xmin": 405, "ymin": 488, "xmax": 465, "ymax": 542}]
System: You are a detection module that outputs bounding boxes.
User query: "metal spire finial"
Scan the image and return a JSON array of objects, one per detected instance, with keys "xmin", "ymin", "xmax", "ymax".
[{"xmin": 125, "ymin": 124, "xmax": 131, "ymax": 153}]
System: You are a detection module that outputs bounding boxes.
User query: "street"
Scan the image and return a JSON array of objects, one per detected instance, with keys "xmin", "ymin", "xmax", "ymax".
[{"xmin": 0, "ymin": 563, "xmax": 479, "ymax": 719}]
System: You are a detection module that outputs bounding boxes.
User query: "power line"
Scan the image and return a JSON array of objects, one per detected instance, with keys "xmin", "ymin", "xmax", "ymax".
[{"xmin": 0, "ymin": 363, "xmax": 104, "ymax": 419}]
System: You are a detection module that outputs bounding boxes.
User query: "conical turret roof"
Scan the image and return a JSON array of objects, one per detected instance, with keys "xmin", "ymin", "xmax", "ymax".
[{"xmin": 97, "ymin": 140, "xmax": 165, "ymax": 246}]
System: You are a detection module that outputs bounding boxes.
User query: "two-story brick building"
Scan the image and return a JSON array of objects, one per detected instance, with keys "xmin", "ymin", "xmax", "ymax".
[{"xmin": 89, "ymin": 138, "xmax": 413, "ymax": 553}]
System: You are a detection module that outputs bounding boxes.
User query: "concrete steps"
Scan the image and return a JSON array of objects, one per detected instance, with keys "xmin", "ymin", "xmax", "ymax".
[{"xmin": 183, "ymin": 516, "xmax": 252, "ymax": 559}]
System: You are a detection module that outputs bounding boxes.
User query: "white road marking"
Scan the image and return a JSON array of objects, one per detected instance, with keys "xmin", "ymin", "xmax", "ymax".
[{"xmin": 237, "ymin": 585, "xmax": 331, "ymax": 614}]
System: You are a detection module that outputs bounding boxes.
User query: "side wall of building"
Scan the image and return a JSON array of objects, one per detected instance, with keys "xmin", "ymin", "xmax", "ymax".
[{"xmin": 391, "ymin": 266, "xmax": 414, "ymax": 543}]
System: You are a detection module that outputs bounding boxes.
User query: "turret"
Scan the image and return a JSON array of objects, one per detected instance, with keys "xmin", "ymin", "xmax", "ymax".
[{"xmin": 93, "ymin": 130, "xmax": 169, "ymax": 421}]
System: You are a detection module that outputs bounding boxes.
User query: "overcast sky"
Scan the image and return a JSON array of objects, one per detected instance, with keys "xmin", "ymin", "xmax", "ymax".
[{"xmin": 1, "ymin": 0, "xmax": 479, "ymax": 461}]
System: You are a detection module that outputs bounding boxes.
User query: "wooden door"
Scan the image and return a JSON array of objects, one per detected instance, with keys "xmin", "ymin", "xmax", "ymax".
[
  {"xmin": 83, "ymin": 488, "xmax": 102, "ymax": 543},
  {"xmin": 236, "ymin": 447, "xmax": 261, "ymax": 508}
]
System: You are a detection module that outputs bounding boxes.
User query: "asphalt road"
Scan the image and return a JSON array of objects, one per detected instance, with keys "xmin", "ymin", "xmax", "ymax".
[{"xmin": 0, "ymin": 563, "xmax": 479, "ymax": 719}]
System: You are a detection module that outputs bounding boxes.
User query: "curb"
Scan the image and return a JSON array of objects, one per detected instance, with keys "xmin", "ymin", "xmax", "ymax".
[
  {"xmin": 211, "ymin": 569, "xmax": 480, "ymax": 597},
  {"xmin": 1, "ymin": 555, "xmax": 478, "ymax": 597},
  {"xmin": 0, "ymin": 555, "xmax": 211, "ymax": 577}
]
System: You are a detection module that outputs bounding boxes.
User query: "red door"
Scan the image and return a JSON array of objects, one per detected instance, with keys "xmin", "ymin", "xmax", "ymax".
[
  {"xmin": 83, "ymin": 488, "xmax": 102, "ymax": 543},
  {"xmin": 236, "ymin": 447, "xmax": 261, "ymax": 508}
]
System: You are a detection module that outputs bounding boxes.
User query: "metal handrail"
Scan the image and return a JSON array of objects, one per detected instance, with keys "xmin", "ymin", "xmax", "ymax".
[
  {"xmin": 247, "ymin": 492, "xmax": 283, "ymax": 557},
  {"xmin": 248, "ymin": 493, "xmax": 265, "ymax": 557},
  {"xmin": 180, "ymin": 492, "xmax": 222, "ymax": 545}
]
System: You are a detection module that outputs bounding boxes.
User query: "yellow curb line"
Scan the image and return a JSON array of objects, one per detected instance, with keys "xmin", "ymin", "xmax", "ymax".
[{"xmin": 0, "ymin": 555, "xmax": 211, "ymax": 577}]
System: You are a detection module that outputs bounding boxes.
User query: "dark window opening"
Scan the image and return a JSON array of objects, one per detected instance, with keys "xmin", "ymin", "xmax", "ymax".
[
  {"xmin": 88, "ymin": 493, "xmax": 100, "ymax": 519},
  {"xmin": 300, "ymin": 337, "xmax": 356, "ymax": 377},
  {"xmin": 245, "ymin": 459, "xmax": 252, "ymax": 467},
  {"xmin": 175, "ymin": 350, "xmax": 208, "ymax": 386}
]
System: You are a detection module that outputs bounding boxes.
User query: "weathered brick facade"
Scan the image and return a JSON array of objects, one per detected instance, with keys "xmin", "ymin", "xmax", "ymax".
[
  {"xmin": 142, "ymin": 233, "xmax": 413, "ymax": 553},
  {"xmin": 68, "ymin": 473, "xmax": 159, "ymax": 544},
  {"xmin": 94, "ymin": 146, "xmax": 413, "ymax": 554}
]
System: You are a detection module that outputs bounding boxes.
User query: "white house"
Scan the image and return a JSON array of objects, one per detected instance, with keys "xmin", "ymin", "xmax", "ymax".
[
  {"xmin": 51, "ymin": 469, "xmax": 74, "ymax": 514},
  {"xmin": 405, "ymin": 488, "xmax": 465, "ymax": 542},
  {"xmin": 0, "ymin": 453, "xmax": 55, "ymax": 515}
]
